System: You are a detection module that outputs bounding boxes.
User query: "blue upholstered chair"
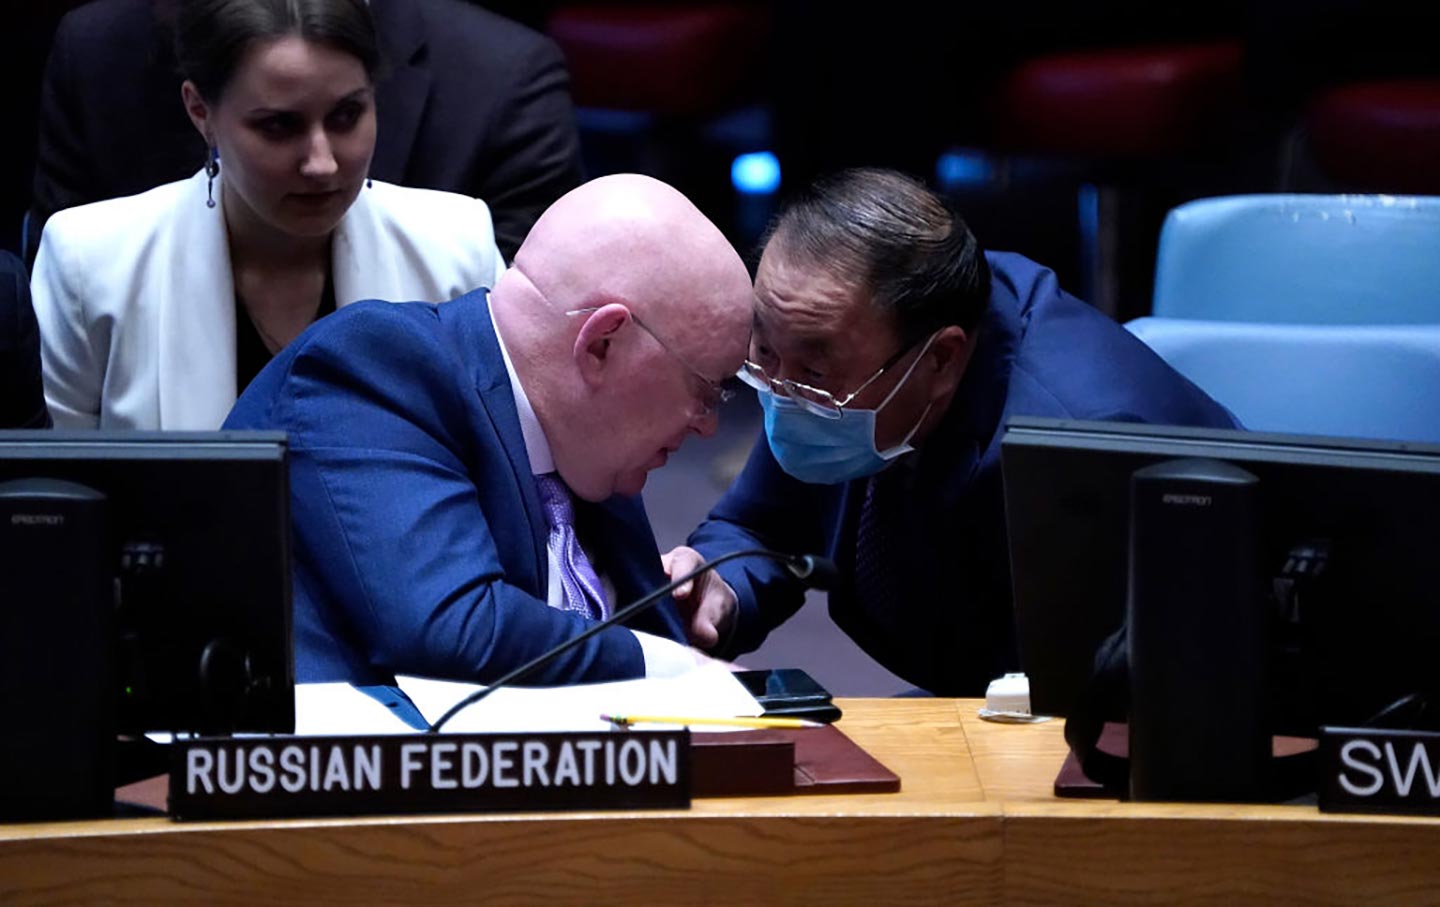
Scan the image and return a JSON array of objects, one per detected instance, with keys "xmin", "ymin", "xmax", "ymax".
[
  {"xmin": 1150, "ymin": 194, "xmax": 1440, "ymax": 324},
  {"xmin": 1126, "ymin": 317, "xmax": 1440, "ymax": 443}
]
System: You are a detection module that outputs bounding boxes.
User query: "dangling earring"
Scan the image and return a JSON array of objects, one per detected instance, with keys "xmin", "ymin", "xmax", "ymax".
[
  {"xmin": 366, "ymin": 176, "xmax": 373, "ymax": 189},
  {"xmin": 205, "ymin": 146, "xmax": 220, "ymax": 209}
]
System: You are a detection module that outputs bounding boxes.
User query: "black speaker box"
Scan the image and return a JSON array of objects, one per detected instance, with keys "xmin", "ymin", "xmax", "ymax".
[
  {"xmin": 0, "ymin": 478, "xmax": 115, "ymax": 820},
  {"xmin": 1126, "ymin": 458, "xmax": 1268, "ymax": 802}
]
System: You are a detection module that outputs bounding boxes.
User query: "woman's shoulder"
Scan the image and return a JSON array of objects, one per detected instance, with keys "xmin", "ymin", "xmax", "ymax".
[
  {"xmin": 41, "ymin": 174, "xmax": 203, "ymax": 252},
  {"xmin": 350, "ymin": 181, "xmax": 504, "ymax": 284},
  {"xmin": 361, "ymin": 181, "xmax": 496, "ymax": 228}
]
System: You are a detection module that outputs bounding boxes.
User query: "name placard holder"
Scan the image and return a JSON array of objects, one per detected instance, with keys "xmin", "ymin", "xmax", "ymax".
[
  {"xmin": 1319, "ymin": 726, "xmax": 1440, "ymax": 816},
  {"xmin": 168, "ymin": 730, "xmax": 690, "ymax": 821}
]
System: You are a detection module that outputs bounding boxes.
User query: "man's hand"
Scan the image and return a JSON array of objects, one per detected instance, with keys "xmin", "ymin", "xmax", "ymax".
[{"xmin": 661, "ymin": 545, "xmax": 737, "ymax": 650}]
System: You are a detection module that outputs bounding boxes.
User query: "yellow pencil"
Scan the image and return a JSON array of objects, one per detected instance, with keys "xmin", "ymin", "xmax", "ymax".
[{"xmin": 601, "ymin": 713, "xmax": 821, "ymax": 729}]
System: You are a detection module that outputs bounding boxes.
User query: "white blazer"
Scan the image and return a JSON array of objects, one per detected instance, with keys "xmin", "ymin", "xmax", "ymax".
[{"xmin": 32, "ymin": 170, "xmax": 507, "ymax": 429}]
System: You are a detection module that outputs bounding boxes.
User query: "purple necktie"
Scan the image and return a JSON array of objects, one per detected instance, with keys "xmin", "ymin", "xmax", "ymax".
[{"xmin": 535, "ymin": 473, "xmax": 607, "ymax": 620}]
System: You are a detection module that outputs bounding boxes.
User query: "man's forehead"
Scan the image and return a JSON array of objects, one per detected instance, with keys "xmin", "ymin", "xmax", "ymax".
[
  {"xmin": 757, "ymin": 251, "xmax": 851, "ymax": 308},
  {"xmin": 751, "ymin": 310, "xmax": 833, "ymax": 356},
  {"xmin": 753, "ymin": 260, "xmax": 896, "ymax": 353}
]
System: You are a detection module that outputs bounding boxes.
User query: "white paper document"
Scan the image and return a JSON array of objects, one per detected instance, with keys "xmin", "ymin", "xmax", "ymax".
[
  {"xmin": 291, "ymin": 663, "xmax": 763, "ymax": 736},
  {"xmin": 292, "ymin": 682, "xmax": 425, "ymax": 736}
]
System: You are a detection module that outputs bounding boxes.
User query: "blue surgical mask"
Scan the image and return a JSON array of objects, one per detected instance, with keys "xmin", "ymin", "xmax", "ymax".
[{"xmin": 759, "ymin": 339, "xmax": 935, "ymax": 485}]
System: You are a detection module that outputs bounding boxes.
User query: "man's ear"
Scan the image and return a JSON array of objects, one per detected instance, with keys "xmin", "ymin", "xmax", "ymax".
[
  {"xmin": 924, "ymin": 325, "xmax": 974, "ymax": 404},
  {"xmin": 181, "ymin": 81, "xmax": 213, "ymax": 145},
  {"xmin": 572, "ymin": 303, "xmax": 632, "ymax": 386}
]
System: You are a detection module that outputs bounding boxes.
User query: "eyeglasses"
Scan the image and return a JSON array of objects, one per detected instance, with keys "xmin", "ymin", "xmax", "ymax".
[
  {"xmin": 736, "ymin": 336, "xmax": 927, "ymax": 419},
  {"xmin": 566, "ymin": 307, "xmax": 737, "ymax": 416}
]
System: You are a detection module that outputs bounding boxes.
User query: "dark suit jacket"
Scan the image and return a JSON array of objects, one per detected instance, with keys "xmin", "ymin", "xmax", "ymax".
[
  {"xmin": 0, "ymin": 251, "xmax": 50, "ymax": 428},
  {"xmin": 28, "ymin": 0, "xmax": 582, "ymax": 263},
  {"xmin": 689, "ymin": 252, "xmax": 1240, "ymax": 695},
  {"xmin": 225, "ymin": 289, "xmax": 686, "ymax": 686}
]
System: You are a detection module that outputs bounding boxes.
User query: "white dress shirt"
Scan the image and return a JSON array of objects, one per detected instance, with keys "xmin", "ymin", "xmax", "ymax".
[{"xmin": 489, "ymin": 306, "xmax": 696, "ymax": 677}]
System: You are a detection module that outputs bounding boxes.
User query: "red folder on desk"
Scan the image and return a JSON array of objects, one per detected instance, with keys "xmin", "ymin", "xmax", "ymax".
[{"xmin": 691, "ymin": 724, "xmax": 901, "ymax": 797}]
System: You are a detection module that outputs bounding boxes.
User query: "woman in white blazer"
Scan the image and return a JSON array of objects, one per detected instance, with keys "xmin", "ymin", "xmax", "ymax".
[{"xmin": 31, "ymin": 0, "xmax": 506, "ymax": 430}]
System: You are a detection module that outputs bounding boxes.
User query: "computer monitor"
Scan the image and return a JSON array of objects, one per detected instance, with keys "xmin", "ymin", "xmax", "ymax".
[
  {"xmin": 1002, "ymin": 417, "xmax": 1440, "ymax": 731},
  {"xmin": 0, "ymin": 431, "xmax": 294, "ymax": 736}
]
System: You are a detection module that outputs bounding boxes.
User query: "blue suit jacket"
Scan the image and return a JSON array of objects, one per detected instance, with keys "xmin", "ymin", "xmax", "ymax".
[
  {"xmin": 226, "ymin": 290, "xmax": 686, "ymax": 685},
  {"xmin": 690, "ymin": 252, "xmax": 1240, "ymax": 695}
]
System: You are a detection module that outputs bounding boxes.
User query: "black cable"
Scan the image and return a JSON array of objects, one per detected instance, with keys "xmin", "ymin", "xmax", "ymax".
[{"xmin": 427, "ymin": 548, "xmax": 836, "ymax": 733}]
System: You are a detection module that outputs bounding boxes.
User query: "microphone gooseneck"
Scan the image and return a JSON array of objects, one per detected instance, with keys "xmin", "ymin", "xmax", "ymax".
[{"xmin": 426, "ymin": 548, "xmax": 836, "ymax": 733}]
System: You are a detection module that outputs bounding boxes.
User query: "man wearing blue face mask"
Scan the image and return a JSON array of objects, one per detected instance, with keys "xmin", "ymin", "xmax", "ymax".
[{"xmin": 666, "ymin": 168, "xmax": 1239, "ymax": 695}]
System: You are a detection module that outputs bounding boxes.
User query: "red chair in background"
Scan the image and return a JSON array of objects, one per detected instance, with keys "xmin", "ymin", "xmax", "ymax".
[
  {"xmin": 544, "ymin": 3, "xmax": 773, "ymax": 240},
  {"xmin": 985, "ymin": 40, "xmax": 1246, "ymax": 318},
  {"xmin": 1306, "ymin": 79, "xmax": 1440, "ymax": 195},
  {"xmin": 546, "ymin": 4, "xmax": 769, "ymax": 118}
]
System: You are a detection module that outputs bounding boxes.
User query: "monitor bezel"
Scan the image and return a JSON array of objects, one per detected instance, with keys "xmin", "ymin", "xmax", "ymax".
[
  {"xmin": 1002, "ymin": 416, "xmax": 1440, "ymax": 724},
  {"xmin": 0, "ymin": 429, "xmax": 294, "ymax": 735}
]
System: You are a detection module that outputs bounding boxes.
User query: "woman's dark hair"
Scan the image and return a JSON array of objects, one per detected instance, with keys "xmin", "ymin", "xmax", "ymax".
[
  {"xmin": 762, "ymin": 168, "xmax": 992, "ymax": 340},
  {"xmin": 176, "ymin": 0, "xmax": 381, "ymax": 103}
]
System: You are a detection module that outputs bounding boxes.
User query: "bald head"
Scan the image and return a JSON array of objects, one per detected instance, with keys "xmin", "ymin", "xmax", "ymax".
[
  {"xmin": 491, "ymin": 174, "xmax": 753, "ymax": 500},
  {"xmin": 508, "ymin": 174, "xmax": 750, "ymax": 381}
]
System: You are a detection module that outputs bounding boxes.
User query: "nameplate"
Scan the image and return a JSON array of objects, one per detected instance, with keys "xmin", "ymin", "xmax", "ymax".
[
  {"xmin": 1319, "ymin": 726, "xmax": 1440, "ymax": 816},
  {"xmin": 168, "ymin": 731, "xmax": 690, "ymax": 821}
]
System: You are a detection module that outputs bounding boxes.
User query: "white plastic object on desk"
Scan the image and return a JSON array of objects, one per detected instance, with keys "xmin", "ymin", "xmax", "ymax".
[{"xmin": 978, "ymin": 672, "xmax": 1050, "ymax": 724}]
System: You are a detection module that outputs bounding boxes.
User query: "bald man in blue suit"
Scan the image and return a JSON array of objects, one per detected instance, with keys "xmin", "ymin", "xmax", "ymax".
[{"xmin": 226, "ymin": 175, "xmax": 754, "ymax": 687}]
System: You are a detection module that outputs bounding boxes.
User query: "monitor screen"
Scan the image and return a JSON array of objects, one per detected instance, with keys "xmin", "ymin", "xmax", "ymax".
[
  {"xmin": 0, "ymin": 431, "xmax": 294, "ymax": 735},
  {"xmin": 1002, "ymin": 417, "xmax": 1440, "ymax": 729}
]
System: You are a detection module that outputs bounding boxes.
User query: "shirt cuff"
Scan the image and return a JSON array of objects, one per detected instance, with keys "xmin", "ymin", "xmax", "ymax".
[{"xmin": 633, "ymin": 630, "xmax": 698, "ymax": 677}]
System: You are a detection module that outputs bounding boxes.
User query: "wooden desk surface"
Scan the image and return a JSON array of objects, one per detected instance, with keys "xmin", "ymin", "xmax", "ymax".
[
  {"xmin": 0, "ymin": 700, "xmax": 999, "ymax": 906},
  {"xmin": 957, "ymin": 700, "xmax": 1440, "ymax": 905},
  {"xmin": 3, "ymin": 699, "xmax": 1440, "ymax": 906}
]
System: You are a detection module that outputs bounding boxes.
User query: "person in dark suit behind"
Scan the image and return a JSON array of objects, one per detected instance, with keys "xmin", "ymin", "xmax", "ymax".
[
  {"xmin": 224, "ymin": 174, "xmax": 755, "ymax": 686},
  {"xmin": 0, "ymin": 251, "xmax": 50, "ymax": 429},
  {"xmin": 27, "ymin": 0, "xmax": 582, "ymax": 264},
  {"xmin": 666, "ymin": 169, "xmax": 1240, "ymax": 695}
]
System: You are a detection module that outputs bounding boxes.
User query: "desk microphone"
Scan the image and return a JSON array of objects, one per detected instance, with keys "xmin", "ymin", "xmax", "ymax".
[{"xmin": 427, "ymin": 548, "xmax": 837, "ymax": 732}]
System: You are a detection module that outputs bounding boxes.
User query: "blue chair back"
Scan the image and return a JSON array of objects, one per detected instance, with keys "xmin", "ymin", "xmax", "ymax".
[
  {"xmin": 1151, "ymin": 194, "xmax": 1440, "ymax": 324},
  {"xmin": 1127, "ymin": 317, "xmax": 1440, "ymax": 443}
]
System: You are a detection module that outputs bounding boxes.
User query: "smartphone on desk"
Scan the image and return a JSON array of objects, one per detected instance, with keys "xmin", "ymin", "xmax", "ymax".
[{"xmin": 733, "ymin": 668, "xmax": 843, "ymax": 723}]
